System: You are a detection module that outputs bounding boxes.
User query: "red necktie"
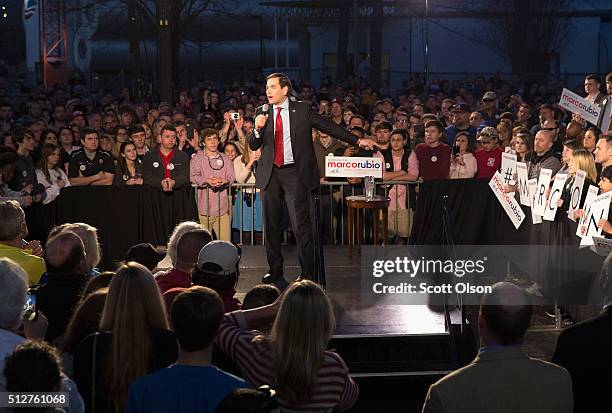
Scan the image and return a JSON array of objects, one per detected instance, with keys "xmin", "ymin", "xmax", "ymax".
[{"xmin": 274, "ymin": 107, "xmax": 284, "ymax": 167}]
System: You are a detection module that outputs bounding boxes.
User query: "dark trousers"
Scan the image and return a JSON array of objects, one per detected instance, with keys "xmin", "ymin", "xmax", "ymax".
[{"xmin": 262, "ymin": 165, "xmax": 315, "ymax": 279}]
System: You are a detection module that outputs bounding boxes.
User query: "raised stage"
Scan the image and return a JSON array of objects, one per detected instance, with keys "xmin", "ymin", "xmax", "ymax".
[{"xmin": 237, "ymin": 245, "xmax": 472, "ymax": 378}]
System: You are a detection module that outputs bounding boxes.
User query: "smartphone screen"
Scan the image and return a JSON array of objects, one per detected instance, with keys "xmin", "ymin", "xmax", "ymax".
[{"xmin": 24, "ymin": 290, "xmax": 37, "ymax": 321}]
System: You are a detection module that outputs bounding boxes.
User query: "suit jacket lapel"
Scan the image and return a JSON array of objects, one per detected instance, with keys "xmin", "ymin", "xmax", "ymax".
[{"xmin": 288, "ymin": 100, "xmax": 297, "ymax": 151}]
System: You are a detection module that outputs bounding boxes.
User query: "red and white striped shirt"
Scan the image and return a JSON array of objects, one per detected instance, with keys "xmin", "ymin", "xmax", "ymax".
[{"xmin": 216, "ymin": 311, "xmax": 359, "ymax": 412}]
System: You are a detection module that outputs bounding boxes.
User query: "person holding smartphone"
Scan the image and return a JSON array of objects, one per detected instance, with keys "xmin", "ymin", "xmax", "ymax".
[{"xmin": 449, "ymin": 131, "xmax": 477, "ymax": 179}]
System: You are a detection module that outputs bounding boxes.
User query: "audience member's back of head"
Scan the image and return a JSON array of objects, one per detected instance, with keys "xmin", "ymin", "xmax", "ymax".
[
  {"xmin": 0, "ymin": 200, "xmax": 25, "ymax": 242},
  {"xmin": 171, "ymin": 286, "xmax": 224, "ymax": 352},
  {"xmin": 167, "ymin": 221, "xmax": 205, "ymax": 267},
  {"xmin": 242, "ymin": 284, "xmax": 280, "ymax": 310},
  {"xmin": 99, "ymin": 262, "xmax": 170, "ymax": 411},
  {"xmin": 51, "ymin": 223, "xmax": 101, "ymax": 273},
  {"xmin": 80, "ymin": 271, "xmax": 114, "ymax": 300},
  {"xmin": 192, "ymin": 241, "xmax": 240, "ymax": 295},
  {"xmin": 4, "ymin": 341, "xmax": 62, "ymax": 393},
  {"xmin": 101, "ymin": 262, "xmax": 168, "ymax": 334},
  {"xmin": 44, "ymin": 231, "xmax": 87, "ymax": 275},
  {"xmin": 480, "ymin": 281, "xmax": 532, "ymax": 345},
  {"xmin": 62, "ymin": 288, "xmax": 108, "ymax": 354},
  {"xmin": 267, "ymin": 280, "xmax": 334, "ymax": 406},
  {"xmin": 215, "ymin": 387, "xmax": 278, "ymax": 413},
  {"xmin": 0, "ymin": 258, "xmax": 28, "ymax": 331},
  {"xmin": 175, "ymin": 229, "xmax": 212, "ymax": 270}
]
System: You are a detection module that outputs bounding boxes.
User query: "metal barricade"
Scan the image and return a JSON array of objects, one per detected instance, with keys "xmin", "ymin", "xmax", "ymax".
[{"xmin": 193, "ymin": 180, "xmax": 420, "ymax": 245}]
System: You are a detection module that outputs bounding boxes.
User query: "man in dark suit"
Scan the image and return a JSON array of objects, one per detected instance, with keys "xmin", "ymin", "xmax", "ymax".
[
  {"xmin": 250, "ymin": 73, "xmax": 372, "ymax": 289},
  {"xmin": 551, "ymin": 252, "xmax": 612, "ymax": 413},
  {"xmin": 422, "ymin": 282, "xmax": 573, "ymax": 413},
  {"xmin": 142, "ymin": 124, "xmax": 190, "ymax": 191}
]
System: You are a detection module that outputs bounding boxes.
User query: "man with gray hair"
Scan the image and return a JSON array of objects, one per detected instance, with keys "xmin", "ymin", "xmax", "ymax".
[
  {"xmin": 422, "ymin": 282, "xmax": 572, "ymax": 413},
  {"xmin": 0, "ymin": 258, "xmax": 85, "ymax": 411},
  {"xmin": 0, "ymin": 200, "xmax": 45, "ymax": 286},
  {"xmin": 552, "ymin": 252, "xmax": 612, "ymax": 413},
  {"xmin": 0, "ymin": 258, "xmax": 48, "ymax": 391},
  {"xmin": 165, "ymin": 221, "xmax": 205, "ymax": 268}
]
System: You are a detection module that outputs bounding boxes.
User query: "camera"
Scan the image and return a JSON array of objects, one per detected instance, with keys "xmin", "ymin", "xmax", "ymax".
[{"xmin": 230, "ymin": 113, "xmax": 240, "ymax": 121}]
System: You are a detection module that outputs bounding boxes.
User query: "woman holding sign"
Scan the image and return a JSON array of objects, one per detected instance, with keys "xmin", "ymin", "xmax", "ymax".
[
  {"xmin": 547, "ymin": 150, "xmax": 598, "ymax": 308},
  {"xmin": 556, "ymin": 149, "xmax": 597, "ymax": 238},
  {"xmin": 576, "ymin": 166, "xmax": 612, "ymax": 238}
]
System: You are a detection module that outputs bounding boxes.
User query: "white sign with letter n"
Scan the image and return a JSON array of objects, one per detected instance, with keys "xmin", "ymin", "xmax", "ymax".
[
  {"xmin": 579, "ymin": 191, "xmax": 611, "ymax": 247},
  {"xmin": 576, "ymin": 185, "xmax": 600, "ymax": 239}
]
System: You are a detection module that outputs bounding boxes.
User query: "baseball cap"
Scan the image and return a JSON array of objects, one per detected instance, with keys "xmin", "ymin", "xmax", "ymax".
[
  {"xmin": 482, "ymin": 91, "xmax": 497, "ymax": 101},
  {"xmin": 125, "ymin": 243, "xmax": 166, "ymax": 271},
  {"xmin": 451, "ymin": 103, "xmax": 470, "ymax": 113},
  {"xmin": 196, "ymin": 241, "xmax": 240, "ymax": 275},
  {"xmin": 477, "ymin": 126, "xmax": 498, "ymax": 141}
]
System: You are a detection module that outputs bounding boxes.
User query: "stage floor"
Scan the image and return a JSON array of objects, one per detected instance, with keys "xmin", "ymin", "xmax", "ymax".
[{"xmin": 237, "ymin": 245, "xmax": 456, "ymax": 337}]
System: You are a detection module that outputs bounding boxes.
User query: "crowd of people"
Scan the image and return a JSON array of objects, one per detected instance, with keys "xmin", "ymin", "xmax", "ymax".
[
  {"xmin": 0, "ymin": 198, "xmax": 610, "ymax": 412},
  {"xmin": 1, "ymin": 71, "xmax": 612, "ymax": 411},
  {"xmin": 2, "ymin": 72, "xmax": 612, "ymax": 246}
]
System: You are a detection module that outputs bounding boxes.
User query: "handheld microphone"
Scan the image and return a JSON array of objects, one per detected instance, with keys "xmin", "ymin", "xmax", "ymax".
[{"xmin": 256, "ymin": 104, "xmax": 270, "ymax": 136}]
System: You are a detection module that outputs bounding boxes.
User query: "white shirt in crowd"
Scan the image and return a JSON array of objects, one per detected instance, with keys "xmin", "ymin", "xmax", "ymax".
[{"xmin": 35, "ymin": 168, "xmax": 71, "ymax": 204}]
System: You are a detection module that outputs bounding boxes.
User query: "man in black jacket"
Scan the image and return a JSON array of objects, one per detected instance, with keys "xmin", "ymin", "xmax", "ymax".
[
  {"xmin": 38, "ymin": 231, "xmax": 89, "ymax": 342},
  {"xmin": 250, "ymin": 73, "xmax": 372, "ymax": 288},
  {"xmin": 142, "ymin": 125, "xmax": 189, "ymax": 192},
  {"xmin": 551, "ymin": 252, "xmax": 612, "ymax": 413}
]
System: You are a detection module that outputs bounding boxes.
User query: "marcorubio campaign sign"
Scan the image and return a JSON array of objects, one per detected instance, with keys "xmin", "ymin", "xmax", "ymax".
[
  {"xmin": 489, "ymin": 171, "xmax": 525, "ymax": 229},
  {"xmin": 559, "ymin": 88, "xmax": 602, "ymax": 126},
  {"xmin": 325, "ymin": 156, "xmax": 384, "ymax": 178}
]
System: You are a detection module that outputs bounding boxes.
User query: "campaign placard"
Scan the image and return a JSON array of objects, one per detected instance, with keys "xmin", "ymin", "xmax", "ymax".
[
  {"xmin": 559, "ymin": 88, "xmax": 602, "ymax": 125},
  {"xmin": 325, "ymin": 156, "xmax": 384, "ymax": 178}
]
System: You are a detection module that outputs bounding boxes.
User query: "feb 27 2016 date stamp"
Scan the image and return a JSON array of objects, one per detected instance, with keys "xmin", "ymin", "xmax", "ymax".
[{"xmin": 0, "ymin": 392, "xmax": 69, "ymax": 408}]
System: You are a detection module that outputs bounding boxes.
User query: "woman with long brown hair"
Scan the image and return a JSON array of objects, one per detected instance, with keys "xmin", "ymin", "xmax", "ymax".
[
  {"xmin": 114, "ymin": 142, "xmax": 143, "ymax": 185},
  {"xmin": 59, "ymin": 288, "xmax": 108, "ymax": 377},
  {"xmin": 217, "ymin": 279, "xmax": 359, "ymax": 411},
  {"xmin": 73, "ymin": 262, "xmax": 177, "ymax": 412},
  {"xmin": 35, "ymin": 143, "xmax": 71, "ymax": 204}
]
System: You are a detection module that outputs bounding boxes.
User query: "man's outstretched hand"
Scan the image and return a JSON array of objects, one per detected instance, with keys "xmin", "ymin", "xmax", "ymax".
[{"xmin": 358, "ymin": 139, "xmax": 375, "ymax": 150}]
